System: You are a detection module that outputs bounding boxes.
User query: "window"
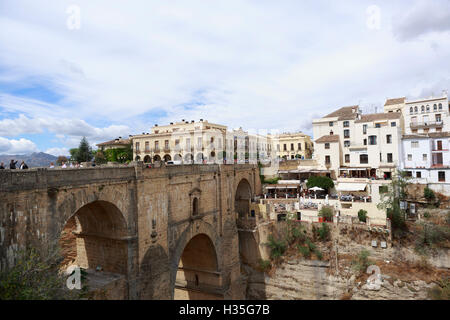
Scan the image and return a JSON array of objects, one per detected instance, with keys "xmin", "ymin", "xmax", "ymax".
[
  {"xmin": 363, "ymin": 124, "xmax": 367, "ymax": 134},
  {"xmin": 155, "ymin": 141, "xmax": 159, "ymax": 149},
  {"xmin": 426, "ymin": 105, "xmax": 430, "ymax": 112},
  {"xmin": 363, "ymin": 138, "xmax": 367, "ymax": 145},
  {"xmin": 408, "ymin": 154, "xmax": 412, "ymax": 161},
  {"xmin": 387, "ymin": 153, "xmax": 393, "ymax": 163},
  {"xmin": 412, "ymin": 129, "xmax": 418, "ymax": 133},
  {"xmin": 164, "ymin": 140, "xmax": 169, "ymax": 149},
  {"xmin": 344, "ymin": 140, "xmax": 350, "ymax": 147},
  {"xmin": 409, "ymin": 107, "xmax": 413, "ymax": 114},
  {"xmin": 135, "ymin": 142, "xmax": 140, "ymax": 151},
  {"xmin": 283, "ymin": 144, "xmax": 287, "ymax": 151},
  {"xmin": 192, "ymin": 197, "xmax": 199, "ymax": 215},
  {"xmin": 416, "ymin": 171, "xmax": 422, "ymax": 178},
  {"xmin": 330, "ymin": 130, "xmax": 334, "ymax": 135},
  {"xmin": 360, "ymin": 154, "xmax": 368, "ymax": 164},
  {"xmin": 411, "ymin": 141, "xmax": 419, "ymax": 148},
  {"xmin": 411, "ymin": 116, "xmax": 417, "ymax": 123},
  {"xmin": 380, "ymin": 153, "xmax": 382, "ymax": 161},
  {"xmin": 421, "ymin": 105, "xmax": 425, "ymax": 112},
  {"xmin": 329, "ymin": 121, "xmax": 334, "ymax": 127},
  {"xmin": 423, "ymin": 154, "xmax": 427, "ymax": 161},
  {"xmin": 298, "ymin": 143, "xmax": 302, "ymax": 150},
  {"xmin": 436, "ymin": 140, "xmax": 443, "ymax": 150},
  {"xmin": 345, "ymin": 154, "xmax": 350, "ymax": 163},
  {"xmin": 438, "ymin": 171, "xmax": 446, "ymax": 182},
  {"xmin": 436, "ymin": 114, "xmax": 442, "ymax": 122},
  {"xmin": 344, "ymin": 129, "xmax": 350, "ymax": 138},
  {"xmin": 415, "ymin": 106, "xmax": 418, "ymax": 113},
  {"xmin": 368, "ymin": 135, "xmax": 377, "ymax": 145},
  {"xmin": 325, "ymin": 143, "xmax": 330, "ymax": 149},
  {"xmin": 175, "ymin": 139, "xmax": 180, "ymax": 147},
  {"xmin": 391, "ymin": 122, "xmax": 396, "ymax": 127},
  {"xmin": 386, "ymin": 135, "xmax": 392, "ymax": 144},
  {"xmin": 197, "ymin": 137, "xmax": 202, "ymax": 148},
  {"xmin": 439, "ymin": 103, "xmax": 442, "ymax": 110},
  {"xmin": 325, "ymin": 155, "xmax": 331, "ymax": 164},
  {"xmin": 434, "ymin": 104, "xmax": 437, "ymax": 111},
  {"xmin": 145, "ymin": 141, "xmax": 149, "ymax": 152},
  {"xmin": 291, "ymin": 143, "xmax": 294, "ymax": 151},
  {"xmin": 343, "ymin": 121, "xmax": 349, "ymax": 127},
  {"xmin": 375, "ymin": 123, "xmax": 381, "ymax": 128}
]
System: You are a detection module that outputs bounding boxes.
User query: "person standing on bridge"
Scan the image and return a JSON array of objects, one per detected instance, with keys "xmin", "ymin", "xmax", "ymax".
[
  {"xmin": 9, "ymin": 159, "xmax": 18, "ymax": 169},
  {"xmin": 0, "ymin": 162, "xmax": 5, "ymax": 169},
  {"xmin": 19, "ymin": 161, "xmax": 29, "ymax": 169}
]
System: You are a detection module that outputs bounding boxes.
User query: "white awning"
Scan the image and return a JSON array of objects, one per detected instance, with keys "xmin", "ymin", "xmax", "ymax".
[
  {"xmin": 278, "ymin": 180, "xmax": 300, "ymax": 185},
  {"xmin": 336, "ymin": 183, "xmax": 367, "ymax": 192}
]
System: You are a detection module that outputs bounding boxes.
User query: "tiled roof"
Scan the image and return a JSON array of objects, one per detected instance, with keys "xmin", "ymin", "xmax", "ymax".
[
  {"xmin": 315, "ymin": 135, "xmax": 340, "ymax": 143},
  {"xmin": 323, "ymin": 106, "xmax": 359, "ymax": 120},
  {"xmin": 403, "ymin": 132, "xmax": 450, "ymax": 139},
  {"xmin": 355, "ymin": 112, "xmax": 401, "ymax": 123},
  {"xmin": 96, "ymin": 139, "xmax": 130, "ymax": 146},
  {"xmin": 384, "ymin": 97, "xmax": 405, "ymax": 106}
]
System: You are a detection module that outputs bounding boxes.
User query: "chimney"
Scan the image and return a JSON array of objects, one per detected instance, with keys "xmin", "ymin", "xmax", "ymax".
[
  {"xmin": 155, "ymin": 124, "xmax": 158, "ymax": 126},
  {"xmin": 200, "ymin": 119, "xmax": 203, "ymax": 122},
  {"xmin": 170, "ymin": 122, "xmax": 173, "ymax": 125}
]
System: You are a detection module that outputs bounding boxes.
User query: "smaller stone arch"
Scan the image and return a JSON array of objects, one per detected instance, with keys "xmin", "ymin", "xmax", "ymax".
[
  {"xmin": 174, "ymin": 154, "xmax": 182, "ymax": 161},
  {"xmin": 184, "ymin": 153, "xmax": 193, "ymax": 163},
  {"xmin": 143, "ymin": 155, "xmax": 152, "ymax": 163},
  {"xmin": 196, "ymin": 153, "xmax": 204, "ymax": 163},
  {"xmin": 164, "ymin": 154, "xmax": 172, "ymax": 162},
  {"xmin": 135, "ymin": 155, "xmax": 141, "ymax": 161},
  {"xmin": 153, "ymin": 154, "xmax": 161, "ymax": 162}
]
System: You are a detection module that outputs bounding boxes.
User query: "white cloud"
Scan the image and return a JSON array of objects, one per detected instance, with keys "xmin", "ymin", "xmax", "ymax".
[
  {"xmin": 0, "ymin": 0, "xmax": 448, "ymax": 140},
  {"xmin": 45, "ymin": 147, "xmax": 69, "ymax": 157},
  {"xmin": 0, "ymin": 137, "xmax": 38, "ymax": 154}
]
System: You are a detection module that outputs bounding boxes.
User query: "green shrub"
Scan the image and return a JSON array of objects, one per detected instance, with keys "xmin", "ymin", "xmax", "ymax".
[
  {"xmin": 258, "ymin": 259, "xmax": 271, "ymax": 272},
  {"xmin": 316, "ymin": 223, "xmax": 331, "ymax": 241},
  {"xmin": 0, "ymin": 247, "xmax": 87, "ymax": 300},
  {"xmin": 315, "ymin": 250, "xmax": 323, "ymax": 260},
  {"xmin": 306, "ymin": 238, "xmax": 316, "ymax": 251},
  {"xmin": 297, "ymin": 245, "xmax": 311, "ymax": 258},
  {"xmin": 424, "ymin": 187, "xmax": 435, "ymax": 202},
  {"xmin": 415, "ymin": 222, "xmax": 450, "ymax": 253},
  {"xmin": 423, "ymin": 211, "xmax": 431, "ymax": 219},
  {"xmin": 352, "ymin": 249, "xmax": 373, "ymax": 274},
  {"xmin": 358, "ymin": 209, "xmax": 367, "ymax": 223},
  {"xmin": 266, "ymin": 235, "xmax": 286, "ymax": 259},
  {"xmin": 319, "ymin": 207, "xmax": 333, "ymax": 221}
]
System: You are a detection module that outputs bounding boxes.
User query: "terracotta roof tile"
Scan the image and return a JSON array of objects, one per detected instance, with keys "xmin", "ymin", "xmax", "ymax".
[
  {"xmin": 323, "ymin": 105, "xmax": 359, "ymax": 119},
  {"xmin": 384, "ymin": 97, "xmax": 405, "ymax": 106},
  {"xmin": 355, "ymin": 112, "xmax": 401, "ymax": 123},
  {"xmin": 96, "ymin": 139, "xmax": 130, "ymax": 146},
  {"xmin": 315, "ymin": 135, "xmax": 340, "ymax": 143}
]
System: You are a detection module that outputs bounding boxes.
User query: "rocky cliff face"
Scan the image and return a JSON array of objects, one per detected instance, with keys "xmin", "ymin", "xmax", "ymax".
[{"xmin": 245, "ymin": 258, "xmax": 437, "ymax": 300}]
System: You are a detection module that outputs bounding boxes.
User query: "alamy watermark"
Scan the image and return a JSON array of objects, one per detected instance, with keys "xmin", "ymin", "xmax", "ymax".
[{"xmin": 66, "ymin": 5, "xmax": 81, "ymax": 30}]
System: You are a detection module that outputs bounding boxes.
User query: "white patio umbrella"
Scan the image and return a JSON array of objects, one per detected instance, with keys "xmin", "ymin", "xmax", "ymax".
[{"xmin": 308, "ymin": 186, "xmax": 324, "ymax": 192}]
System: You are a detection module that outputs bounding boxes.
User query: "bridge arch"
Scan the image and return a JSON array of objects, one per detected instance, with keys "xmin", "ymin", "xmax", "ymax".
[
  {"xmin": 235, "ymin": 178, "xmax": 252, "ymax": 218},
  {"xmin": 143, "ymin": 155, "xmax": 151, "ymax": 163},
  {"xmin": 59, "ymin": 200, "xmax": 129, "ymax": 275},
  {"xmin": 170, "ymin": 222, "xmax": 223, "ymax": 300}
]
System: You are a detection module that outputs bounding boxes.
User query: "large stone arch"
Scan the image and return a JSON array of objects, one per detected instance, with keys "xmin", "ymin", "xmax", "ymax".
[
  {"xmin": 170, "ymin": 221, "xmax": 223, "ymax": 300},
  {"xmin": 59, "ymin": 199, "xmax": 129, "ymax": 274}
]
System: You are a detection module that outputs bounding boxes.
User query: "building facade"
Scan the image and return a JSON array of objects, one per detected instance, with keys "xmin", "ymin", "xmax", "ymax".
[{"xmin": 269, "ymin": 132, "xmax": 313, "ymax": 160}]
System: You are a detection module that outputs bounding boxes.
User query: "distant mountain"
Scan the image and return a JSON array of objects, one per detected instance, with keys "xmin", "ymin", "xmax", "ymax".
[{"xmin": 0, "ymin": 152, "xmax": 58, "ymax": 168}]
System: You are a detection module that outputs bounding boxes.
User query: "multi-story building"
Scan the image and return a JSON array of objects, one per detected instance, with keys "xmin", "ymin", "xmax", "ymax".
[
  {"xmin": 312, "ymin": 105, "xmax": 403, "ymax": 180},
  {"xmin": 269, "ymin": 132, "xmax": 313, "ymax": 160},
  {"xmin": 400, "ymin": 93, "xmax": 450, "ymax": 194},
  {"xmin": 131, "ymin": 119, "xmax": 228, "ymax": 164}
]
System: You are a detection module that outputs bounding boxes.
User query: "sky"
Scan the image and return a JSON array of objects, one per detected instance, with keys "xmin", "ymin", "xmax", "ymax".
[{"xmin": 0, "ymin": 0, "xmax": 450, "ymax": 156}]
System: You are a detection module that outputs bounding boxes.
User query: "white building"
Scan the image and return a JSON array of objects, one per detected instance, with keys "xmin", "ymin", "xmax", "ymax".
[{"xmin": 399, "ymin": 92, "xmax": 450, "ymax": 195}]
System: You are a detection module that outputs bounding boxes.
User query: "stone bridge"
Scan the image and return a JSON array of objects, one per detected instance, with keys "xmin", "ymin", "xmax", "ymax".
[{"xmin": 0, "ymin": 163, "xmax": 261, "ymax": 299}]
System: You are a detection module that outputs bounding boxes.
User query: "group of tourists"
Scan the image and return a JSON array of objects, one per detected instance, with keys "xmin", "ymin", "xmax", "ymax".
[
  {"xmin": 0, "ymin": 159, "xmax": 29, "ymax": 170},
  {"xmin": 49, "ymin": 161, "xmax": 87, "ymax": 168}
]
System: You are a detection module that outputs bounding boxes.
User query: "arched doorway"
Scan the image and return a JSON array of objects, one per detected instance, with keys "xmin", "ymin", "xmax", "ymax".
[
  {"xmin": 174, "ymin": 154, "xmax": 182, "ymax": 161},
  {"xmin": 164, "ymin": 154, "xmax": 172, "ymax": 162},
  {"xmin": 195, "ymin": 153, "xmax": 204, "ymax": 163},
  {"xmin": 153, "ymin": 154, "xmax": 161, "ymax": 162},
  {"xmin": 135, "ymin": 156, "xmax": 141, "ymax": 161},
  {"xmin": 235, "ymin": 179, "xmax": 252, "ymax": 218},
  {"xmin": 143, "ymin": 155, "xmax": 151, "ymax": 163},
  {"xmin": 184, "ymin": 153, "xmax": 193, "ymax": 163},
  {"xmin": 59, "ymin": 201, "xmax": 128, "ymax": 275},
  {"xmin": 174, "ymin": 234, "xmax": 222, "ymax": 300}
]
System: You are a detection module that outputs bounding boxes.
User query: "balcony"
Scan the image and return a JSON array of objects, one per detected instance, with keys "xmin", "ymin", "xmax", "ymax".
[
  {"xmin": 410, "ymin": 121, "xmax": 443, "ymax": 129},
  {"xmin": 153, "ymin": 148, "xmax": 160, "ymax": 153},
  {"xmin": 163, "ymin": 148, "xmax": 170, "ymax": 153}
]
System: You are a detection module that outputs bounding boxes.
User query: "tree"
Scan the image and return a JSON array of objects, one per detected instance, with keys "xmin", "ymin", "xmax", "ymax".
[
  {"xmin": 0, "ymin": 246, "xmax": 86, "ymax": 300},
  {"xmin": 56, "ymin": 156, "xmax": 68, "ymax": 166},
  {"xmin": 94, "ymin": 150, "xmax": 107, "ymax": 165},
  {"xmin": 69, "ymin": 148, "xmax": 79, "ymax": 162},
  {"xmin": 319, "ymin": 206, "xmax": 333, "ymax": 221},
  {"xmin": 358, "ymin": 209, "xmax": 367, "ymax": 223},
  {"xmin": 377, "ymin": 170, "xmax": 410, "ymax": 234},
  {"xmin": 424, "ymin": 187, "xmax": 435, "ymax": 202},
  {"xmin": 75, "ymin": 137, "xmax": 93, "ymax": 163},
  {"xmin": 306, "ymin": 176, "xmax": 334, "ymax": 191}
]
